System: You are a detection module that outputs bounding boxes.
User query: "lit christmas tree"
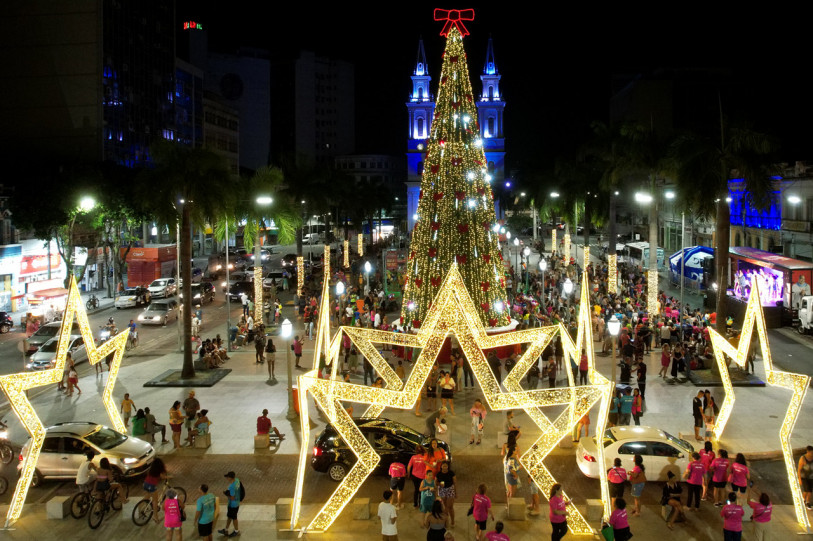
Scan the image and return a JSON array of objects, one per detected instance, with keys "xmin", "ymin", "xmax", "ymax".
[{"xmin": 403, "ymin": 11, "xmax": 509, "ymax": 328}]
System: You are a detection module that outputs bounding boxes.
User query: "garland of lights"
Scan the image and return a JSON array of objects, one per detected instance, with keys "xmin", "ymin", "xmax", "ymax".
[
  {"xmin": 709, "ymin": 276, "xmax": 810, "ymax": 532},
  {"xmin": 564, "ymin": 233, "xmax": 571, "ymax": 264},
  {"xmin": 343, "ymin": 240, "xmax": 350, "ymax": 268},
  {"xmin": 583, "ymin": 246, "xmax": 590, "ymax": 270},
  {"xmin": 357, "ymin": 233, "xmax": 363, "ymax": 257},
  {"xmin": 607, "ymin": 254, "xmax": 618, "ymax": 294},
  {"xmin": 647, "ymin": 268, "xmax": 658, "ymax": 319},
  {"xmin": 297, "ymin": 256, "xmax": 304, "ymax": 297},
  {"xmin": 254, "ymin": 266, "xmax": 263, "ymax": 324},
  {"xmin": 552, "ymin": 229, "xmax": 557, "ymax": 256},
  {"xmin": 290, "ymin": 266, "xmax": 610, "ymax": 535},
  {"xmin": 0, "ymin": 277, "xmax": 129, "ymax": 526},
  {"xmin": 402, "ymin": 24, "xmax": 508, "ymax": 329}
]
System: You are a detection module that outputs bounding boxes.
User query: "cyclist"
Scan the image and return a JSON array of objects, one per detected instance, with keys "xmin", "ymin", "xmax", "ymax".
[
  {"xmin": 128, "ymin": 320, "xmax": 138, "ymax": 347},
  {"xmin": 143, "ymin": 458, "xmax": 167, "ymax": 521},
  {"xmin": 75, "ymin": 451, "xmax": 96, "ymax": 493},
  {"xmin": 94, "ymin": 457, "xmax": 128, "ymax": 506}
]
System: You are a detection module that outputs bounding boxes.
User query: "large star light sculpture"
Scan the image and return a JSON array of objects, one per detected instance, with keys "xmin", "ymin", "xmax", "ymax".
[
  {"xmin": 0, "ymin": 277, "xmax": 128, "ymax": 526},
  {"xmin": 708, "ymin": 275, "xmax": 810, "ymax": 531},
  {"xmin": 291, "ymin": 266, "xmax": 609, "ymax": 535}
]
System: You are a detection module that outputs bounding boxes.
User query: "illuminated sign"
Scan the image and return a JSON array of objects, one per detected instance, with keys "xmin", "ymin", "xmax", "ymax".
[{"xmin": 183, "ymin": 21, "xmax": 203, "ymax": 30}]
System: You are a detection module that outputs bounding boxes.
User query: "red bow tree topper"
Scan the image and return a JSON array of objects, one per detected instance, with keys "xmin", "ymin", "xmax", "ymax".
[
  {"xmin": 433, "ymin": 192, "xmax": 444, "ymax": 202},
  {"xmin": 430, "ymin": 276, "xmax": 441, "ymax": 288},
  {"xmin": 457, "ymin": 224, "xmax": 469, "ymax": 234},
  {"xmin": 434, "ymin": 8, "xmax": 475, "ymax": 37}
]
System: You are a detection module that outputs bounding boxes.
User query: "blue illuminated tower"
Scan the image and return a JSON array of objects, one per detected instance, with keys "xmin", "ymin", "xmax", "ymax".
[
  {"xmin": 406, "ymin": 39, "xmax": 435, "ymax": 233},
  {"xmin": 476, "ymin": 38, "xmax": 506, "ymax": 186}
]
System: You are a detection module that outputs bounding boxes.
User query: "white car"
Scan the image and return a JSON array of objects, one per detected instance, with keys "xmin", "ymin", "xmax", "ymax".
[
  {"xmin": 576, "ymin": 426, "xmax": 695, "ymax": 482},
  {"xmin": 114, "ymin": 286, "xmax": 151, "ymax": 308},
  {"xmin": 26, "ymin": 335, "xmax": 88, "ymax": 370},
  {"xmin": 147, "ymin": 278, "xmax": 176, "ymax": 298},
  {"xmin": 303, "ymin": 232, "xmax": 321, "ymax": 244}
]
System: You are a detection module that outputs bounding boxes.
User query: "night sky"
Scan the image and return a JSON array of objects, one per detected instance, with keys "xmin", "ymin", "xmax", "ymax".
[{"xmin": 182, "ymin": 2, "xmax": 813, "ymax": 173}]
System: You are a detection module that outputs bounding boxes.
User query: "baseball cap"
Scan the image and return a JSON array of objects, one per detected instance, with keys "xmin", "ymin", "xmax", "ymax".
[{"xmin": 224, "ymin": 471, "xmax": 235, "ymax": 478}]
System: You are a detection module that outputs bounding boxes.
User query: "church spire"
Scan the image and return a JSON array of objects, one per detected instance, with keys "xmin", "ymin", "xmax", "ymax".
[
  {"xmin": 483, "ymin": 36, "xmax": 497, "ymax": 75},
  {"xmin": 414, "ymin": 37, "xmax": 429, "ymax": 76}
]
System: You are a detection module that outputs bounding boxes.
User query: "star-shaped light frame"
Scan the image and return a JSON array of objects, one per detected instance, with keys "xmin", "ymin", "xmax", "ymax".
[
  {"xmin": 709, "ymin": 275, "xmax": 810, "ymax": 531},
  {"xmin": 0, "ymin": 277, "xmax": 128, "ymax": 526},
  {"xmin": 290, "ymin": 267, "xmax": 611, "ymax": 535}
]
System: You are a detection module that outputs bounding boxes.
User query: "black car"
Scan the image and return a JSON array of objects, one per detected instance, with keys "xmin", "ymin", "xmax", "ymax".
[
  {"xmin": 189, "ymin": 282, "xmax": 216, "ymax": 304},
  {"xmin": 281, "ymin": 253, "xmax": 298, "ymax": 267},
  {"xmin": 226, "ymin": 281, "xmax": 255, "ymax": 303},
  {"xmin": 0, "ymin": 311, "xmax": 13, "ymax": 333},
  {"xmin": 311, "ymin": 418, "xmax": 452, "ymax": 482}
]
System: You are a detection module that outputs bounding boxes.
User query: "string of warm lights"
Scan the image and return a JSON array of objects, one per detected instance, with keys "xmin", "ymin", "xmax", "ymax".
[
  {"xmin": 647, "ymin": 268, "xmax": 658, "ymax": 319},
  {"xmin": 709, "ymin": 276, "xmax": 810, "ymax": 532},
  {"xmin": 607, "ymin": 254, "xmax": 618, "ymax": 294},
  {"xmin": 343, "ymin": 240, "xmax": 350, "ymax": 268},
  {"xmin": 402, "ymin": 25, "xmax": 508, "ymax": 329},
  {"xmin": 551, "ymin": 229, "xmax": 556, "ymax": 256},
  {"xmin": 254, "ymin": 266, "xmax": 263, "ymax": 323},
  {"xmin": 564, "ymin": 233, "xmax": 571, "ymax": 264},
  {"xmin": 583, "ymin": 246, "xmax": 590, "ymax": 270},
  {"xmin": 291, "ymin": 266, "xmax": 609, "ymax": 534},
  {"xmin": 357, "ymin": 233, "xmax": 363, "ymax": 257},
  {"xmin": 0, "ymin": 277, "xmax": 129, "ymax": 526},
  {"xmin": 296, "ymin": 256, "xmax": 304, "ymax": 296}
]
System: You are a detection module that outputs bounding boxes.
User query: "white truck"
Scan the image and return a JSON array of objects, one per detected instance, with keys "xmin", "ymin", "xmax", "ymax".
[{"xmin": 796, "ymin": 296, "xmax": 813, "ymax": 334}]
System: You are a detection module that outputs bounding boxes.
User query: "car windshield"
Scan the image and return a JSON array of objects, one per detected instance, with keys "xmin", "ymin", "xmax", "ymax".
[
  {"xmin": 34, "ymin": 326, "xmax": 60, "ymax": 338},
  {"xmin": 394, "ymin": 429, "xmax": 422, "ymax": 447},
  {"xmin": 663, "ymin": 430, "xmax": 693, "ymax": 452},
  {"xmin": 39, "ymin": 340, "xmax": 59, "ymax": 352},
  {"xmin": 147, "ymin": 304, "xmax": 167, "ymax": 313},
  {"xmin": 150, "ymin": 280, "xmax": 166, "ymax": 287},
  {"xmin": 121, "ymin": 289, "xmax": 138, "ymax": 296},
  {"xmin": 599, "ymin": 428, "xmax": 618, "ymax": 448},
  {"xmin": 84, "ymin": 427, "xmax": 127, "ymax": 450}
]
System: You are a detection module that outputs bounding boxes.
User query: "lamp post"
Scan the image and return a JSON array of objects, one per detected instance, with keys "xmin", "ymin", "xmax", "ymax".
[
  {"xmin": 539, "ymin": 258, "xmax": 547, "ymax": 308},
  {"xmin": 523, "ymin": 246, "xmax": 531, "ymax": 293},
  {"xmin": 282, "ymin": 318, "xmax": 297, "ymax": 420},
  {"xmin": 513, "ymin": 237, "xmax": 520, "ymax": 287},
  {"xmin": 364, "ymin": 261, "xmax": 372, "ymax": 295},
  {"xmin": 225, "ymin": 218, "xmax": 231, "ymax": 351},
  {"xmin": 608, "ymin": 315, "xmax": 621, "ymax": 385}
]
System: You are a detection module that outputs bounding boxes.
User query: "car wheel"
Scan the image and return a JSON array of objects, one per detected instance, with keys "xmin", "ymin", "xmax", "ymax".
[
  {"xmin": 0, "ymin": 324, "xmax": 9, "ymax": 334},
  {"xmin": 162, "ymin": 317, "xmax": 167, "ymax": 326},
  {"xmin": 327, "ymin": 462, "xmax": 349, "ymax": 482},
  {"xmin": 30, "ymin": 469, "xmax": 42, "ymax": 488}
]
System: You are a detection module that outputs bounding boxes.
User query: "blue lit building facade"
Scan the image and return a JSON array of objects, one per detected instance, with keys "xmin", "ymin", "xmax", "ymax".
[{"xmin": 406, "ymin": 38, "xmax": 506, "ymax": 233}]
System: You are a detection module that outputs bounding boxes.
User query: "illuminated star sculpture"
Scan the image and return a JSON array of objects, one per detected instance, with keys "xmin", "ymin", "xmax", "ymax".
[
  {"xmin": 291, "ymin": 266, "xmax": 607, "ymax": 535},
  {"xmin": 0, "ymin": 277, "xmax": 128, "ymax": 527},
  {"xmin": 709, "ymin": 276, "xmax": 810, "ymax": 531}
]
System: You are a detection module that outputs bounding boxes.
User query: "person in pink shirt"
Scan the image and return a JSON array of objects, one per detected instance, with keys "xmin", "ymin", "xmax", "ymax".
[
  {"xmin": 388, "ymin": 461, "xmax": 407, "ymax": 509},
  {"xmin": 682, "ymin": 452, "xmax": 705, "ymax": 510},
  {"xmin": 407, "ymin": 446, "xmax": 428, "ymax": 508},
  {"xmin": 608, "ymin": 498, "xmax": 632, "ymax": 541},
  {"xmin": 729, "ymin": 453, "xmax": 750, "ymax": 507},
  {"xmin": 548, "ymin": 483, "xmax": 568, "ymax": 541},
  {"xmin": 628, "ymin": 454, "xmax": 646, "ymax": 516},
  {"xmin": 711, "ymin": 449, "xmax": 731, "ymax": 506},
  {"xmin": 471, "ymin": 484, "xmax": 495, "ymax": 541},
  {"xmin": 607, "ymin": 458, "xmax": 628, "ymax": 508},
  {"xmin": 163, "ymin": 488, "xmax": 184, "ymax": 541},
  {"xmin": 485, "ymin": 521, "xmax": 509, "ymax": 541},
  {"xmin": 747, "ymin": 492, "xmax": 772, "ymax": 541},
  {"xmin": 721, "ymin": 492, "xmax": 744, "ymax": 541},
  {"xmin": 699, "ymin": 441, "xmax": 716, "ymax": 501}
]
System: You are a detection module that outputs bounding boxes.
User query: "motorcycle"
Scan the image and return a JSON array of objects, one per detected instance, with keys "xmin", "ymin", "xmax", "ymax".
[
  {"xmin": 0, "ymin": 420, "xmax": 14, "ymax": 464},
  {"xmin": 86, "ymin": 294, "xmax": 99, "ymax": 310}
]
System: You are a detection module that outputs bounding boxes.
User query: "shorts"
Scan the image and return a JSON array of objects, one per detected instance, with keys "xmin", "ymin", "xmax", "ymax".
[
  {"xmin": 143, "ymin": 482, "xmax": 157, "ymax": 493},
  {"xmin": 390, "ymin": 477, "xmax": 405, "ymax": 491},
  {"xmin": 711, "ymin": 479, "xmax": 727, "ymax": 488},
  {"xmin": 505, "ymin": 473, "xmax": 518, "ymax": 486},
  {"xmin": 631, "ymin": 482, "xmax": 644, "ymax": 498},
  {"xmin": 609, "ymin": 482, "xmax": 625, "ymax": 498},
  {"xmin": 166, "ymin": 526, "xmax": 181, "ymax": 531},
  {"xmin": 803, "ymin": 478, "xmax": 813, "ymax": 492},
  {"xmin": 694, "ymin": 417, "xmax": 704, "ymax": 428},
  {"xmin": 426, "ymin": 388, "xmax": 437, "ymax": 398},
  {"xmin": 170, "ymin": 423, "xmax": 182, "ymax": 433},
  {"xmin": 731, "ymin": 483, "xmax": 746, "ymax": 493},
  {"xmin": 608, "ymin": 413, "xmax": 618, "ymax": 425},
  {"xmin": 96, "ymin": 480, "xmax": 111, "ymax": 492},
  {"xmin": 441, "ymin": 389, "xmax": 454, "ymax": 399},
  {"xmin": 198, "ymin": 522, "xmax": 213, "ymax": 537},
  {"xmin": 123, "ymin": 412, "xmax": 132, "ymax": 420},
  {"xmin": 227, "ymin": 506, "xmax": 240, "ymax": 520},
  {"xmin": 475, "ymin": 519, "xmax": 487, "ymax": 530},
  {"xmin": 438, "ymin": 485, "xmax": 456, "ymax": 499}
]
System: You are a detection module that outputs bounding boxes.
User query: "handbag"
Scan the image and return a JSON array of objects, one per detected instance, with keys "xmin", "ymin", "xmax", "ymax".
[
  {"xmin": 601, "ymin": 522, "xmax": 614, "ymax": 541},
  {"xmin": 180, "ymin": 507, "xmax": 187, "ymax": 522},
  {"xmin": 467, "ymin": 498, "xmax": 474, "ymax": 516}
]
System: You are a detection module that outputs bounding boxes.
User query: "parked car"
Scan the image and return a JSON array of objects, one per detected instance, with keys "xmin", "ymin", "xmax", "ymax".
[
  {"xmin": 0, "ymin": 311, "xmax": 13, "ymax": 333},
  {"xmin": 226, "ymin": 281, "xmax": 255, "ymax": 303},
  {"xmin": 303, "ymin": 232, "xmax": 322, "ymax": 245},
  {"xmin": 137, "ymin": 298, "xmax": 179, "ymax": 325},
  {"xmin": 311, "ymin": 418, "xmax": 452, "ymax": 482},
  {"xmin": 114, "ymin": 286, "xmax": 151, "ymax": 309},
  {"xmin": 18, "ymin": 422, "xmax": 155, "ymax": 486},
  {"xmin": 262, "ymin": 270, "xmax": 285, "ymax": 289},
  {"xmin": 26, "ymin": 321, "xmax": 82, "ymax": 354},
  {"xmin": 26, "ymin": 335, "xmax": 88, "ymax": 370},
  {"xmin": 147, "ymin": 278, "xmax": 176, "ymax": 298},
  {"xmin": 576, "ymin": 426, "xmax": 695, "ymax": 482}
]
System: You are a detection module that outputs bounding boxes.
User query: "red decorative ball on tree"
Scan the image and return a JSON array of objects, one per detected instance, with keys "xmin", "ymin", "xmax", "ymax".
[
  {"xmin": 489, "ymin": 318, "xmax": 498, "ymax": 327},
  {"xmin": 454, "ymin": 191, "xmax": 465, "ymax": 201},
  {"xmin": 430, "ymin": 276, "xmax": 441, "ymax": 287},
  {"xmin": 431, "ymin": 221, "xmax": 440, "ymax": 231},
  {"xmin": 457, "ymin": 224, "xmax": 469, "ymax": 234},
  {"xmin": 431, "ymin": 164, "xmax": 440, "ymax": 174},
  {"xmin": 412, "ymin": 320, "xmax": 422, "ymax": 329},
  {"xmin": 433, "ymin": 192, "xmax": 444, "ymax": 202},
  {"xmin": 483, "ymin": 254, "xmax": 491, "ymax": 263},
  {"xmin": 481, "ymin": 282, "xmax": 490, "ymax": 292},
  {"xmin": 428, "ymin": 248, "xmax": 437, "ymax": 258},
  {"xmin": 414, "ymin": 278, "xmax": 423, "ymax": 288},
  {"xmin": 456, "ymin": 255, "xmax": 468, "ymax": 264}
]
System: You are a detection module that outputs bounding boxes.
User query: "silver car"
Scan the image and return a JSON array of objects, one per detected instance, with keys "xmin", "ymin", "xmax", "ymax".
[
  {"xmin": 26, "ymin": 335, "xmax": 88, "ymax": 370},
  {"xmin": 18, "ymin": 422, "xmax": 155, "ymax": 486},
  {"xmin": 26, "ymin": 321, "xmax": 82, "ymax": 355},
  {"xmin": 138, "ymin": 298, "xmax": 179, "ymax": 325},
  {"xmin": 147, "ymin": 278, "xmax": 176, "ymax": 298}
]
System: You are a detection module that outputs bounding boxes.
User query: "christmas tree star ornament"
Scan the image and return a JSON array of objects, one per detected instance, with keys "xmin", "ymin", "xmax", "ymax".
[{"xmin": 709, "ymin": 275, "xmax": 810, "ymax": 532}]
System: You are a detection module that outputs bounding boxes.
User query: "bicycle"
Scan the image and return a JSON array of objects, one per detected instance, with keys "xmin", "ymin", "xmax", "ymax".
[
  {"xmin": 86, "ymin": 295, "xmax": 99, "ymax": 311},
  {"xmin": 132, "ymin": 480, "xmax": 187, "ymax": 526},
  {"xmin": 70, "ymin": 483, "xmax": 94, "ymax": 519},
  {"xmin": 126, "ymin": 330, "xmax": 138, "ymax": 350},
  {"xmin": 87, "ymin": 482, "xmax": 129, "ymax": 529}
]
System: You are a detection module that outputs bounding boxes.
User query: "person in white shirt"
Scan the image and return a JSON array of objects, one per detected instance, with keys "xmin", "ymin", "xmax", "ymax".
[
  {"xmin": 374, "ymin": 312, "xmax": 381, "ymax": 328},
  {"xmin": 75, "ymin": 451, "xmax": 96, "ymax": 492},
  {"xmin": 377, "ymin": 490, "xmax": 398, "ymax": 541},
  {"xmin": 240, "ymin": 292, "xmax": 249, "ymax": 317}
]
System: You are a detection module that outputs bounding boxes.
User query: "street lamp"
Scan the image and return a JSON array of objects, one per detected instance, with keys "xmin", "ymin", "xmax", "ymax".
[
  {"xmin": 364, "ymin": 261, "xmax": 372, "ymax": 294},
  {"xmin": 336, "ymin": 281, "xmax": 345, "ymax": 296},
  {"xmin": 282, "ymin": 318, "xmax": 297, "ymax": 420},
  {"xmin": 563, "ymin": 277, "xmax": 573, "ymax": 297},
  {"xmin": 523, "ymin": 246, "xmax": 531, "ymax": 292},
  {"xmin": 539, "ymin": 258, "xmax": 547, "ymax": 308},
  {"xmin": 608, "ymin": 315, "xmax": 621, "ymax": 384},
  {"xmin": 512, "ymin": 238, "xmax": 520, "ymax": 288}
]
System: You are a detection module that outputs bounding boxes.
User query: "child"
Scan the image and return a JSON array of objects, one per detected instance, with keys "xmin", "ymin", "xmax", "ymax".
[
  {"xmin": 437, "ymin": 419, "xmax": 448, "ymax": 435},
  {"xmin": 419, "ymin": 470, "xmax": 437, "ymax": 512},
  {"xmin": 388, "ymin": 460, "xmax": 407, "ymax": 509},
  {"xmin": 526, "ymin": 475, "xmax": 540, "ymax": 515},
  {"xmin": 395, "ymin": 360, "xmax": 406, "ymax": 381},
  {"xmin": 608, "ymin": 498, "xmax": 631, "ymax": 541}
]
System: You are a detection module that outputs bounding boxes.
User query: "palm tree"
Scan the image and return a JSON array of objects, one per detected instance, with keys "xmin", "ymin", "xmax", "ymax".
[
  {"xmin": 136, "ymin": 141, "xmax": 234, "ymax": 378},
  {"xmin": 668, "ymin": 120, "xmax": 776, "ymax": 332}
]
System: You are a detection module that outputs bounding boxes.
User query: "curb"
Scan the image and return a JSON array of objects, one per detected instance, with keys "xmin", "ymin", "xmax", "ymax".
[{"xmin": 744, "ymin": 447, "xmax": 807, "ymax": 461}]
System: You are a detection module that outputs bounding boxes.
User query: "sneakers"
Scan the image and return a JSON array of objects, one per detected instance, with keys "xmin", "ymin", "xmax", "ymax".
[
  {"xmin": 229, "ymin": 532, "xmax": 241, "ymax": 538},
  {"xmin": 218, "ymin": 529, "xmax": 228, "ymax": 536}
]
